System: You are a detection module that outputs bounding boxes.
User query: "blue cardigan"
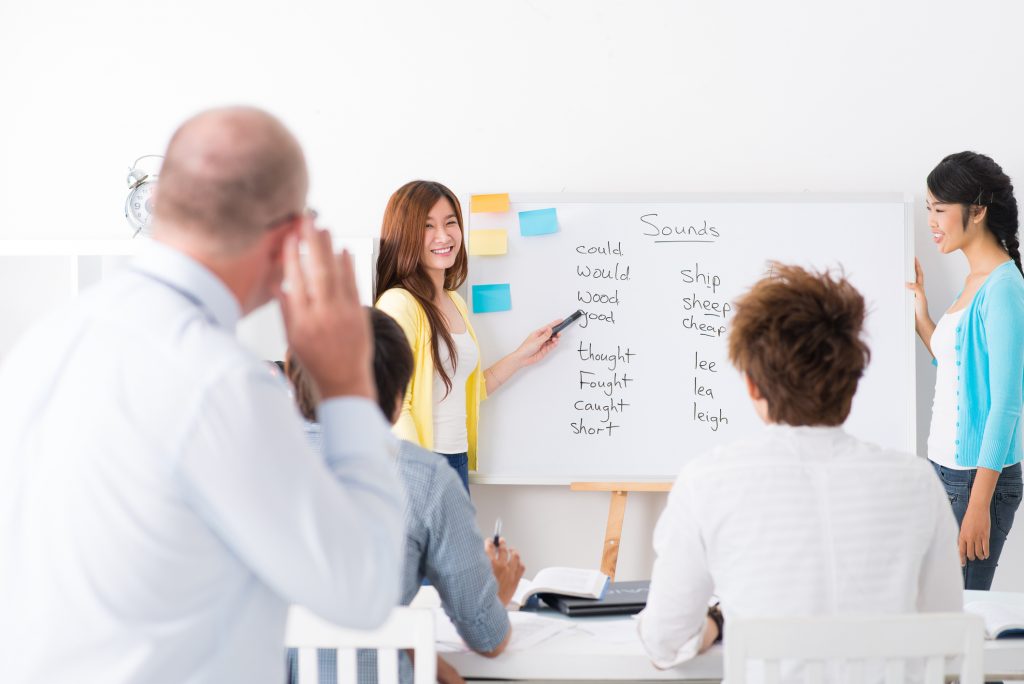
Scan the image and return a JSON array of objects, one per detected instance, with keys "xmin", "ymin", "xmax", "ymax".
[{"xmin": 948, "ymin": 260, "xmax": 1024, "ymax": 471}]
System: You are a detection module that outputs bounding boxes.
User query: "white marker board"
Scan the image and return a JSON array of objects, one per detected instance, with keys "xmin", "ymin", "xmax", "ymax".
[{"xmin": 465, "ymin": 194, "xmax": 915, "ymax": 484}]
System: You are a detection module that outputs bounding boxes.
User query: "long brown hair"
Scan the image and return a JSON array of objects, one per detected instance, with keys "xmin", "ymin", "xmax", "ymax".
[{"xmin": 374, "ymin": 180, "xmax": 468, "ymax": 396}]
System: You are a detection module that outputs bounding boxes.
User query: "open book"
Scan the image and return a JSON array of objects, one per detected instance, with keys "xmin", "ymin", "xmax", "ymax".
[
  {"xmin": 508, "ymin": 567, "xmax": 609, "ymax": 610},
  {"xmin": 965, "ymin": 600, "xmax": 1024, "ymax": 639}
]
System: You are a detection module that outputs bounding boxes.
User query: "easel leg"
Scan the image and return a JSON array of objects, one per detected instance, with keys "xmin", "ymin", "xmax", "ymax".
[{"xmin": 601, "ymin": 490, "xmax": 628, "ymax": 581}]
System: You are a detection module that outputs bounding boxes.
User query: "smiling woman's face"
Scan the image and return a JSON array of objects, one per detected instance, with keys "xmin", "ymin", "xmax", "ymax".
[
  {"xmin": 420, "ymin": 197, "xmax": 462, "ymax": 276},
  {"xmin": 926, "ymin": 190, "xmax": 971, "ymax": 255}
]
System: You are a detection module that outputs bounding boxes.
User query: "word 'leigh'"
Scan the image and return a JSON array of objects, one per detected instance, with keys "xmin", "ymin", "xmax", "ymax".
[{"xmin": 692, "ymin": 351, "xmax": 729, "ymax": 432}]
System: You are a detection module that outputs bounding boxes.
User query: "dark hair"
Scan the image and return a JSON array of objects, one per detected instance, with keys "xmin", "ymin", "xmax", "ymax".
[
  {"xmin": 374, "ymin": 180, "xmax": 467, "ymax": 397},
  {"xmin": 284, "ymin": 350, "xmax": 318, "ymax": 422},
  {"xmin": 283, "ymin": 309, "xmax": 414, "ymax": 423},
  {"xmin": 927, "ymin": 151, "xmax": 1022, "ymax": 275},
  {"xmin": 369, "ymin": 308, "xmax": 415, "ymax": 420},
  {"xmin": 728, "ymin": 263, "xmax": 871, "ymax": 426}
]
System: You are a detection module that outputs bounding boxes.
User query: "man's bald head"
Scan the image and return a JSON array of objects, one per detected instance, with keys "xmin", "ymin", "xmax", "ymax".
[{"xmin": 154, "ymin": 107, "xmax": 307, "ymax": 253}]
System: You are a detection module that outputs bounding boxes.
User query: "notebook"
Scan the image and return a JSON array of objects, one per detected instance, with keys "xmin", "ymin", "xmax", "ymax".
[{"xmin": 540, "ymin": 580, "xmax": 650, "ymax": 616}]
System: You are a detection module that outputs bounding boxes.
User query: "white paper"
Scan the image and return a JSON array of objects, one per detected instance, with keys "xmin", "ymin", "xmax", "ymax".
[
  {"xmin": 506, "ymin": 612, "xmax": 577, "ymax": 650},
  {"xmin": 432, "ymin": 608, "xmax": 577, "ymax": 653},
  {"xmin": 575, "ymin": 618, "xmax": 640, "ymax": 644}
]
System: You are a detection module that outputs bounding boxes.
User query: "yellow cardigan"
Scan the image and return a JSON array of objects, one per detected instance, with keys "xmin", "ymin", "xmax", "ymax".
[{"xmin": 375, "ymin": 288, "xmax": 487, "ymax": 470}]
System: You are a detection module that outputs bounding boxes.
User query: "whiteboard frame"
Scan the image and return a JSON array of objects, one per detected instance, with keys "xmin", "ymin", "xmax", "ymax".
[{"xmin": 465, "ymin": 192, "xmax": 917, "ymax": 486}]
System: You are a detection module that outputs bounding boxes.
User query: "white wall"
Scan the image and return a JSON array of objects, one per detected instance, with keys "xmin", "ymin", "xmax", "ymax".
[{"xmin": 2, "ymin": 0, "xmax": 1023, "ymax": 589}]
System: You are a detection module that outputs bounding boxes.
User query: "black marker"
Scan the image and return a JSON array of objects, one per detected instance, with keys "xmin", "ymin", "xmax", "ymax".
[{"xmin": 551, "ymin": 309, "xmax": 585, "ymax": 338}]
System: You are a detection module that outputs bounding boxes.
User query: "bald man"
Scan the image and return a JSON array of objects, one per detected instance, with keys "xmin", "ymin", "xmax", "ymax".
[{"xmin": 0, "ymin": 108, "xmax": 405, "ymax": 684}]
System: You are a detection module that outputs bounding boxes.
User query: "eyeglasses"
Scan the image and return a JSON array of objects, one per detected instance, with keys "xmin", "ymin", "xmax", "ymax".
[{"xmin": 266, "ymin": 207, "xmax": 318, "ymax": 231}]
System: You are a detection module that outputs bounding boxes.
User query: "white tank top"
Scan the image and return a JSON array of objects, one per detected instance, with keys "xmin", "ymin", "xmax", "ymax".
[
  {"xmin": 432, "ymin": 331, "xmax": 479, "ymax": 455},
  {"xmin": 927, "ymin": 309, "xmax": 972, "ymax": 470}
]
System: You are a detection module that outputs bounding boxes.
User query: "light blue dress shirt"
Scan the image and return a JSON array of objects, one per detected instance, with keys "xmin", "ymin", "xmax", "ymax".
[{"xmin": 0, "ymin": 239, "xmax": 404, "ymax": 684}]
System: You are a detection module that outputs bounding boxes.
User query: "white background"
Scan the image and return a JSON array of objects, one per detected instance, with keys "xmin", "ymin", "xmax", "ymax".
[{"xmin": 1, "ymin": 0, "xmax": 1022, "ymax": 589}]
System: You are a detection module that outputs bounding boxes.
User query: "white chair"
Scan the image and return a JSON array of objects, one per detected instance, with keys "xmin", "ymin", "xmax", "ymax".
[
  {"xmin": 724, "ymin": 612, "xmax": 985, "ymax": 684},
  {"xmin": 286, "ymin": 605, "xmax": 436, "ymax": 684}
]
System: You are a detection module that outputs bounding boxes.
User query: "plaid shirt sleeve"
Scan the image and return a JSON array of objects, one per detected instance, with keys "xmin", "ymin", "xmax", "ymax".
[{"xmin": 418, "ymin": 458, "xmax": 510, "ymax": 652}]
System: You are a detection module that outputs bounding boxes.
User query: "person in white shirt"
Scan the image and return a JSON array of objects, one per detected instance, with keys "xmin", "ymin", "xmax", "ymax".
[
  {"xmin": 0, "ymin": 107, "xmax": 405, "ymax": 684},
  {"xmin": 638, "ymin": 263, "xmax": 963, "ymax": 671}
]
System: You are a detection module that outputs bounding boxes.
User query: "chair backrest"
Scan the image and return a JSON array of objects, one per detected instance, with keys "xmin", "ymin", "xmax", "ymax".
[
  {"xmin": 724, "ymin": 612, "xmax": 985, "ymax": 684},
  {"xmin": 286, "ymin": 605, "xmax": 436, "ymax": 684}
]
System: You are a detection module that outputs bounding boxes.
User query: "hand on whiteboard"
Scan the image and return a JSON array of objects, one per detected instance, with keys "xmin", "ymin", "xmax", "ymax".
[
  {"xmin": 905, "ymin": 258, "xmax": 930, "ymax": 323},
  {"xmin": 513, "ymin": 319, "xmax": 563, "ymax": 368},
  {"xmin": 486, "ymin": 537, "xmax": 525, "ymax": 606},
  {"xmin": 959, "ymin": 504, "xmax": 991, "ymax": 565},
  {"xmin": 274, "ymin": 216, "xmax": 375, "ymax": 402}
]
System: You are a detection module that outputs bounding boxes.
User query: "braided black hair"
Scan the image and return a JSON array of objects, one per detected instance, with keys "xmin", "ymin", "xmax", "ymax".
[{"xmin": 927, "ymin": 151, "xmax": 1022, "ymax": 275}]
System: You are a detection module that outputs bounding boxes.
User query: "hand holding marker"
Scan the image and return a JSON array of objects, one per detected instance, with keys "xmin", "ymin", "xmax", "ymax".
[{"xmin": 550, "ymin": 309, "xmax": 585, "ymax": 339}]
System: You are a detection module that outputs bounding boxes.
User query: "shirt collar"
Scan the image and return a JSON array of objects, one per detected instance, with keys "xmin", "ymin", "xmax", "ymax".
[
  {"xmin": 763, "ymin": 423, "xmax": 849, "ymax": 442},
  {"xmin": 131, "ymin": 239, "xmax": 242, "ymax": 332}
]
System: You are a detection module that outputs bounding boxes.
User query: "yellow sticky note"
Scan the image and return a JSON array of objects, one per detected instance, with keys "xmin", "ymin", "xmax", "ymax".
[
  {"xmin": 471, "ymin": 193, "xmax": 511, "ymax": 213},
  {"xmin": 468, "ymin": 229, "xmax": 508, "ymax": 256}
]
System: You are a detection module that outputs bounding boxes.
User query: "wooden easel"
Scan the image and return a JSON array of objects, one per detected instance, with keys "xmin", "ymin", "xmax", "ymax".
[{"xmin": 569, "ymin": 481, "xmax": 673, "ymax": 581}]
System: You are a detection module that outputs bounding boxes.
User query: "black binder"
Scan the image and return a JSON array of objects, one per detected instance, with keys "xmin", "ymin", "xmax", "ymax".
[{"xmin": 539, "ymin": 580, "xmax": 650, "ymax": 617}]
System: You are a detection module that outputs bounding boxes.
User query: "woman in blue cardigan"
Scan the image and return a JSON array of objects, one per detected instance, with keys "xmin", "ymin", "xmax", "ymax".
[{"xmin": 907, "ymin": 151, "xmax": 1024, "ymax": 590}]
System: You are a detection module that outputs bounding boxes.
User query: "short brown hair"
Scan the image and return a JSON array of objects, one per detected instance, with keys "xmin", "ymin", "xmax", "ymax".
[{"xmin": 727, "ymin": 263, "xmax": 871, "ymax": 426}]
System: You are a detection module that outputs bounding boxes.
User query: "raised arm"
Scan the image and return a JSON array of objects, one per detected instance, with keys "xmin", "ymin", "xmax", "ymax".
[
  {"xmin": 178, "ymin": 376, "xmax": 404, "ymax": 628},
  {"xmin": 906, "ymin": 258, "xmax": 937, "ymax": 355},
  {"xmin": 182, "ymin": 216, "xmax": 405, "ymax": 628}
]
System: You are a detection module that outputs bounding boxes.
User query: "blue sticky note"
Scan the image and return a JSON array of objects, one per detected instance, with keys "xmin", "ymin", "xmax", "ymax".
[
  {"xmin": 518, "ymin": 208, "xmax": 559, "ymax": 236},
  {"xmin": 472, "ymin": 283, "xmax": 512, "ymax": 313}
]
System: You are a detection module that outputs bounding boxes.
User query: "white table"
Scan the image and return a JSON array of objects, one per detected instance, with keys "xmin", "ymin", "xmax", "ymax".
[{"xmin": 439, "ymin": 590, "xmax": 1024, "ymax": 681}]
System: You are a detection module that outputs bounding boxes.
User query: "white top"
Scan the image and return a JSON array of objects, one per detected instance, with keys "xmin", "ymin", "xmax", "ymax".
[
  {"xmin": 928, "ymin": 309, "xmax": 971, "ymax": 470},
  {"xmin": 637, "ymin": 425, "xmax": 963, "ymax": 670},
  {"xmin": 432, "ymin": 331, "xmax": 479, "ymax": 455},
  {"xmin": 0, "ymin": 240, "xmax": 405, "ymax": 684}
]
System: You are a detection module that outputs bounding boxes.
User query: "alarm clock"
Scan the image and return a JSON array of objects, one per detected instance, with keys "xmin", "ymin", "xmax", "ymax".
[{"xmin": 125, "ymin": 155, "xmax": 163, "ymax": 237}]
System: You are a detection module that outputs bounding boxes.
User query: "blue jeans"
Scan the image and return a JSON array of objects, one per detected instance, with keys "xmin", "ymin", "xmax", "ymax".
[
  {"xmin": 932, "ymin": 462, "xmax": 1023, "ymax": 590},
  {"xmin": 439, "ymin": 451, "xmax": 469, "ymax": 493}
]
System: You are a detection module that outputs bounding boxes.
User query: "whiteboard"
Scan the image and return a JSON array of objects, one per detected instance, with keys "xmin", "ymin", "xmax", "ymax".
[{"xmin": 465, "ymin": 194, "xmax": 915, "ymax": 484}]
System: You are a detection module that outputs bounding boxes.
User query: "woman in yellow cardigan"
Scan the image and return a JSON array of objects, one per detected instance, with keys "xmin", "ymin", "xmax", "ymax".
[{"xmin": 375, "ymin": 180, "xmax": 559, "ymax": 490}]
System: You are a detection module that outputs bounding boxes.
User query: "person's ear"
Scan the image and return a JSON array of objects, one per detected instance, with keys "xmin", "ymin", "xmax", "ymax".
[
  {"xmin": 266, "ymin": 220, "xmax": 299, "ymax": 262},
  {"xmin": 972, "ymin": 204, "xmax": 988, "ymax": 225},
  {"xmin": 744, "ymin": 373, "xmax": 763, "ymax": 401}
]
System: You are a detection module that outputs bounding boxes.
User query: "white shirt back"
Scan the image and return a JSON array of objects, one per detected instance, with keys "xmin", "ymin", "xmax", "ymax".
[
  {"xmin": 638, "ymin": 425, "xmax": 963, "ymax": 673},
  {"xmin": 0, "ymin": 241, "xmax": 404, "ymax": 684}
]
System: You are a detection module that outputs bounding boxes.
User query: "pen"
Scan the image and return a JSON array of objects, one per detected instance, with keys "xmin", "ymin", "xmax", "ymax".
[{"xmin": 493, "ymin": 517, "xmax": 502, "ymax": 551}]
